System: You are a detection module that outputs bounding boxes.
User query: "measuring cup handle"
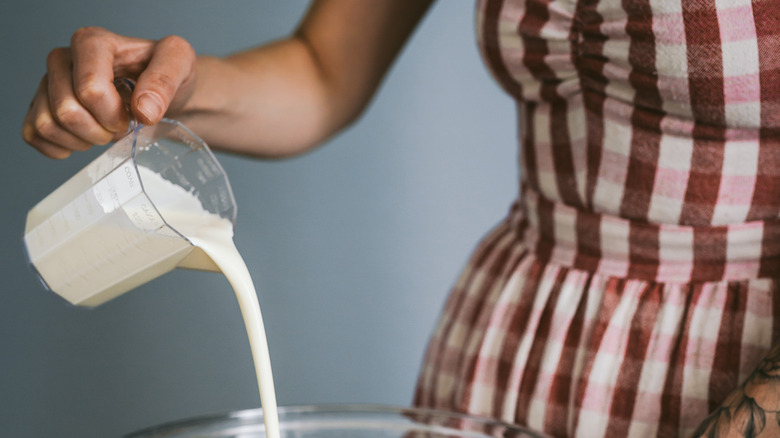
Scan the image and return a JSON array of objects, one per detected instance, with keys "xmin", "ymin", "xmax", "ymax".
[{"xmin": 114, "ymin": 78, "xmax": 139, "ymax": 132}]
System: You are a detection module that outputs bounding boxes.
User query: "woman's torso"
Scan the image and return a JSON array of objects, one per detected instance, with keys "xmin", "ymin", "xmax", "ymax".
[{"xmin": 476, "ymin": 0, "xmax": 780, "ymax": 228}]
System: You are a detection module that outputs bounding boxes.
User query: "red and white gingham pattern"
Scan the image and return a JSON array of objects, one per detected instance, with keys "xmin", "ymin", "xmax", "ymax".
[
  {"xmin": 414, "ymin": 0, "xmax": 780, "ymax": 436},
  {"xmin": 415, "ymin": 217, "xmax": 780, "ymax": 437}
]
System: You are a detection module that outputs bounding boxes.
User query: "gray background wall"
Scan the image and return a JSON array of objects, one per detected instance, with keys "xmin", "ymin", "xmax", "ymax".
[{"xmin": 0, "ymin": 1, "xmax": 517, "ymax": 437}]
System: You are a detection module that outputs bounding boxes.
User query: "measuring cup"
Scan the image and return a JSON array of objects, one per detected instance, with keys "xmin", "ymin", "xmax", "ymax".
[{"xmin": 23, "ymin": 97, "xmax": 236, "ymax": 307}]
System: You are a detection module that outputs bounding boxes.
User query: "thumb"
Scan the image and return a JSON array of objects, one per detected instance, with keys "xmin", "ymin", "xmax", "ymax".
[
  {"xmin": 134, "ymin": 92, "xmax": 166, "ymax": 125},
  {"xmin": 131, "ymin": 35, "xmax": 196, "ymax": 125}
]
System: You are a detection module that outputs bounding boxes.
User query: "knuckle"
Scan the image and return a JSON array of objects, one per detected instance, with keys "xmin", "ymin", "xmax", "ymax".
[
  {"xmin": 53, "ymin": 99, "xmax": 83, "ymax": 126},
  {"xmin": 161, "ymin": 34, "xmax": 192, "ymax": 52},
  {"xmin": 21, "ymin": 123, "xmax": 34, "ymax": 143},
  {"xmin": 71, "ymin": 26, "xmax": 105, "ymax": 45},
  {"xmin": 86, "ymin": 123, "xmax": 114, "ymax": 145},
  {"xmin": 94, "ymin": 130, "xmax": 114, "ymax": 145},
  {"xmin": 162, "ymin": 34, "xmax": 196, "ymax": 66},
  {"xmin": 83, "ymin": 127, "xmax": 111, "ymax": 146},
  {"xmin": 74, "ymin": 78, "xmax": 108, "ymax": 105},
  {"xmin": 147, "ymin": 72, "xmax": 178, "ymax": 95},
  {"xmin": 33, "ymin": 114, "xmax": 57, "ymax": 138},
  {"xmin": 46, "ymin": 47, "xmax": 69, "ymax": 67}
]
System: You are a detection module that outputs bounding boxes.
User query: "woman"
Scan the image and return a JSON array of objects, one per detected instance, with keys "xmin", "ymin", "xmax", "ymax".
[{"xmin": 21, "ymin": 0, "xmax": 780, "ymax": 436}]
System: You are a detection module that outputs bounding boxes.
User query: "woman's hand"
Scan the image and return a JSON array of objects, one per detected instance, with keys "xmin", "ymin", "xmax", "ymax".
[
  {"xmin": 22, "ymin": 0, "xmax": 434, "ymax": 159},
  {"xmin": 22, "ymin": 27, "xmax": 196, "ymax": 159}
]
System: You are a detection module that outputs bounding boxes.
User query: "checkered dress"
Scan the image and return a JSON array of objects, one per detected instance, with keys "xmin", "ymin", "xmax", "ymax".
[{"xmin": 413, "ymin": 0, "xmax": 780, "ymax": 436}]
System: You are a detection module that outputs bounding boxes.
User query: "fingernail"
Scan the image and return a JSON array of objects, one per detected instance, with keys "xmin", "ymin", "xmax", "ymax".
[{"xmin": 137, "ymin": 93, "xmax": 164, "ymax": 123}]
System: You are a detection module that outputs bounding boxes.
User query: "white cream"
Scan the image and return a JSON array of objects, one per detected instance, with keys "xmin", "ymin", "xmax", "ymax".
[{"xmin": 139, "ymin": 166, "xmax": 280, "ymax": 438}]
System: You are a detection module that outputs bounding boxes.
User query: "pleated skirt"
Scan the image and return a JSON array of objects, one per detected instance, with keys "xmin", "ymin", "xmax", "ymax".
[{"xmin": 414, "ymin": 191, "xmax": 780, "ymax": 438}]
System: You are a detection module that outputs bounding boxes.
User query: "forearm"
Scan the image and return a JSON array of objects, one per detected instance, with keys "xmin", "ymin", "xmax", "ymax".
[
  {"xmin": 172, "ymin": 38, "xmax": 336, "ymax": 158},
  {"xmin": 692, "ymin": 344, "xmax": 780, "ymax": 437},
  {"xmin": 171, "ymin": 0, "xmax": 435, "ymax": 158}
]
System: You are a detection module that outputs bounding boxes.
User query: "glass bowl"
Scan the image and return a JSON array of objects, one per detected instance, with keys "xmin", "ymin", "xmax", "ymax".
[{"xmin": 125, "ymin": 404, "xmax": 549, "ymax": 438}]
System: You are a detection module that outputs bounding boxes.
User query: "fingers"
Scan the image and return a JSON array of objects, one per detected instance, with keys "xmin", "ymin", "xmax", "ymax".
[
  {"xmin": 23, "ymin": 75, "xmax": 93, "ymax": 159},
  {"xmin": 132, "ymin": 35, "xmax": 196, "ymax": 125},
  {"xmin": 47, "ymin": 46, "xmax": 118, "ymax": 145},
  {"xmin": 69, "ymin": 27, "xmax": 134, "ymax": 134},
  {"xmin": 24, "ymin": 131, "xmax": 73, "ymax": 160},
  {"xmin": 22, "ymin": 27, "xmax": 198, "ymax": 159}
]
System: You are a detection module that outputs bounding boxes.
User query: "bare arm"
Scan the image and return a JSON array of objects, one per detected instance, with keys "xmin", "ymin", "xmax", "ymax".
[
  {"xmin": 692, "ymin": 344, "xmax": 780, "ymax": 437},
  {"xmin": 22, "ymin": 0, "xmax": 434, "ymax": 159}
]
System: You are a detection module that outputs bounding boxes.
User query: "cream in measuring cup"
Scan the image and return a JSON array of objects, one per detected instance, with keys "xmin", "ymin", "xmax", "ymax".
[
  {"xmin": 23, "ymin": 109, "xmax": 280, "ymax": 438},
  {"xmin": 23, "ymin": 118, "xmax": 235, "ymax": 305}
]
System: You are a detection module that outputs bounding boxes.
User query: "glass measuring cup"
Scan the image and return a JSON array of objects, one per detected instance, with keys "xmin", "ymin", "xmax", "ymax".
[{"xmin": 23, "ymin": 88, "xmax": 236, "ymax": 307}]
